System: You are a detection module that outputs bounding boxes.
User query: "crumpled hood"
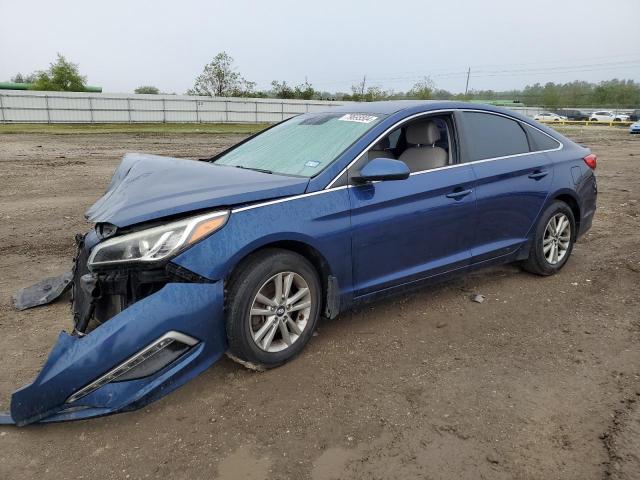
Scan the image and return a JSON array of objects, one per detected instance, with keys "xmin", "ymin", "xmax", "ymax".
[{"xmin": 85, "ymin": 153, "xmax": 310, "ymax": 227}]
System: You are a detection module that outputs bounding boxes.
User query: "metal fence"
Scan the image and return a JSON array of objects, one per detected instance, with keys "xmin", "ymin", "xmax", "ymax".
[
  {"xmin": 0, "ymin": 90, "xmax": 347, "ymax": 124},
  {"xmin": 0, "ymin": 90, "xmax": 621, "ymax": 124}
]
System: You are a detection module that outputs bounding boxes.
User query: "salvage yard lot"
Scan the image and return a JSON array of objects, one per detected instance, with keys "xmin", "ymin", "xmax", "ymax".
[{"xmin": 0, "ymin": 126, "xmax": 638, "ymax": 479}]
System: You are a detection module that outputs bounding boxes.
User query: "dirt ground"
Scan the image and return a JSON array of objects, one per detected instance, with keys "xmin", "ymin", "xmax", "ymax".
[{"xmin": 0, "ymin": 127, "xmax": 638, "ymax": 480}]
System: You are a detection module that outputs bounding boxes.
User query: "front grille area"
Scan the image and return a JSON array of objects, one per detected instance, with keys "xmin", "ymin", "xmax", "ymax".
[{"xmin": 70, "ymin": 231, "xmax": 204, "ymax": 335}]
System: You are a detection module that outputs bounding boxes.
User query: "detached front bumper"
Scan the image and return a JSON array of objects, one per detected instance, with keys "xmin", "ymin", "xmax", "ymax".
[{"xmin": 1, "ymin": 281, "xmax": 226, "ymax": 426}]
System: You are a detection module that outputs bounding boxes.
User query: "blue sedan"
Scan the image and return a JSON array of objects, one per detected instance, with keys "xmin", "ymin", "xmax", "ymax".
[{"xmin": 4, "ymin": 101, "xmax": 597, "ymax": 425}]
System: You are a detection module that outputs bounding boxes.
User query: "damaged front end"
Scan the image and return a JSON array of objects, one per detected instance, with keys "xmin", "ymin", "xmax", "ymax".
[
  {"xmin": 3, "ymin": 227, "xmax": 228, "ymax": 426},
  {"xmin": 3, "ymin": 151, "xmax": 306, "ymax": 426}
]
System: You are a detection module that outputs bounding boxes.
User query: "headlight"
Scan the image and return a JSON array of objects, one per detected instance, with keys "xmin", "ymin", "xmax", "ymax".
[{"xmin": 88, "ymin": 210, "xmax": 229, "ymax": 267}]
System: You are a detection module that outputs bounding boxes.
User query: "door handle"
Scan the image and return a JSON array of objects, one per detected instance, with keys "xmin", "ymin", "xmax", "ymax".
[
  {"xmin": 528, "ymin": 170, "xmax": 549, "ymax": 180},
  {"xmin": 445, "ymin": 188, "xmax": 473, "ymax": 200}
]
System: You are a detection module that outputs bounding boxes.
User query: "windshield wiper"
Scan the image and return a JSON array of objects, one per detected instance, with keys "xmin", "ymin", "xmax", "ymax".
[{"xmin": 234, "ymin": 165, "xmax": 273, "ymax": 174}]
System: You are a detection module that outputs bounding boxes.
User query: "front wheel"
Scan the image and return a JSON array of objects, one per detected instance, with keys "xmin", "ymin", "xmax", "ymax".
[
  {"xmin": 226, "ymin": 248, "xmax": 321, "ymax": 369},
  {"xmin": 521, "ymin": 201, "xmax": 576, "ymax": 276}
]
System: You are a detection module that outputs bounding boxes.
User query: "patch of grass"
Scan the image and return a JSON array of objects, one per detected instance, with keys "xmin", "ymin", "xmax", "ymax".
[
  {"xmin": 0, "ymin": 123, "xmax": 270, "ymax": 135},
  {"xmin": 550, "ymin": 124, "xmax": 628, "ymax": 135}
]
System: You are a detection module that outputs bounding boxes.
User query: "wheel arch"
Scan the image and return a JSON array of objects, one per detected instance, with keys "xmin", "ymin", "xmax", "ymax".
[
  {"xmin": 552, "ymin": 191, "xmax": 581, "ymax": 233},
  {"xmin": 518, "ymin": 189, "xmax": 582, "ymax": 262},
  {"xmin": 225, "ymin": 239, "xmax": 337, "ymax": 318}
]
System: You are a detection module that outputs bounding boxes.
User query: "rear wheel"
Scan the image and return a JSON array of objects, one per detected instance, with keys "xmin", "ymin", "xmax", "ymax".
[
  {"xmin": 521, "ymin": 201, "xmax": 576, "ymax": 276},
  {"xmin": 226, "ymin": 248, "xmax": 321, "ymax": 369}
]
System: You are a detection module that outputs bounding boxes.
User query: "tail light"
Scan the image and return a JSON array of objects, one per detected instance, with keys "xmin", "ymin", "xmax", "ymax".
[{"xmin": 583, "ymin": 153, "xmax": 597, "ymax": 170}]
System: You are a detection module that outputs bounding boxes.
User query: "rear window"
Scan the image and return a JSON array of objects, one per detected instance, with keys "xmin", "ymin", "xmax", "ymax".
[{"xmin": 462, "ymin": 112, "xmax": 529, "ymax": 161}]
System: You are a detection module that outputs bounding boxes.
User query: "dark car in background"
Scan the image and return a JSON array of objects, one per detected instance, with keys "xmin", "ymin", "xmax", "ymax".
[
  {"xmin": 629, "ymin": 110, "xmax": 640, "ymax": 122},
  {"xmin": 557, "ymin": 109, "xmax": 590, "ymax": 121}
]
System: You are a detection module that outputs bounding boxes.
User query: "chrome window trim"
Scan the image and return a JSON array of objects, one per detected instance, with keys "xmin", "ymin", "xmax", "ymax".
[
  {"xmin": 408, "ymin": 143, "xmax": 563, "ymax": 178},
  {"xmin": 325, "ymin": 109, "xmax": 454, "ymax": 189},
  {"xmin": 325, "ymin": 108, "xmax": 563, "ymax": 189}
]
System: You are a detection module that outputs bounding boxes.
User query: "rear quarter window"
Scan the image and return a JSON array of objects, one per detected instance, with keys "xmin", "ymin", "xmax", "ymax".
[
  {"xmin": 462, "ymin": 112, "xmax": 529, "ymax": 161},
  {"xmin": 521, "ymin": 123, "xmax": 562, "ymax": 151}
]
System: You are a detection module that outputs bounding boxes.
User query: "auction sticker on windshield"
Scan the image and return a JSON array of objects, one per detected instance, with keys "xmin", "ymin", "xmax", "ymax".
[{"xmin": 338, "ymin": 113, "xmax": 379, "ymax": 123}]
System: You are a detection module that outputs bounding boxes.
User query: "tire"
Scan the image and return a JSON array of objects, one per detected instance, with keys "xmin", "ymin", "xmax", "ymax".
[
  {"xmin": 590, "ymin": 118, "xmax": 597, "ymax": 122},
  {"xmin": 225, "ymin": 248, "xmax": 321, "ymax": 369},
  {"xmin": 521, "ymin": 200, "xmax": 576, "ymax": 276}
]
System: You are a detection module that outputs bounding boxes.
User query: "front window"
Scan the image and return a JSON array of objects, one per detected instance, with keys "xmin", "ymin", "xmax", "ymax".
[
  {"xmin": 215, "ymin": 112, "xmax": 384, "ymax": 177},
  {"xmin": 214, "ymin": 112, "xmax": 384, "ymax": 177}
]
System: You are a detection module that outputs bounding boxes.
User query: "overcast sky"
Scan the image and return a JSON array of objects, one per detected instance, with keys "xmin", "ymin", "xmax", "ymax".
[{"xmin": 1, "ymin": 0, "xmax": 639, "ymax": 94}]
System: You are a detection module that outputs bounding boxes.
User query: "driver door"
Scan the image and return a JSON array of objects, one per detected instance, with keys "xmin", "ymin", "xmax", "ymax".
[{"xmin": 348, "ymin": 114, "xmax": 477, "ymax": 297}]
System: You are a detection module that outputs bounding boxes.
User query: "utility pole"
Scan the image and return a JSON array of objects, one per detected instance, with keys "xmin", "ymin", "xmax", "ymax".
[{"xmin": 464, "ymin": 67, "xmax": 471, "ymax": 96}]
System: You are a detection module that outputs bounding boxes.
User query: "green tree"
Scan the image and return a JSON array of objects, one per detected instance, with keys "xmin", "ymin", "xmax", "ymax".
[
  {"xmin": 270, "ymin": 80, "xmax": 295, "ymax": 99},
  {"xmin": 432, "ymin": 88, "xmax": 453, "ymax": 100},
  {"xmin": 29, "ymin": 54, "xmax": 86, "ymax": 92},
  {"xmin": 347, "ymin": 83, "xmax": 388, "ymax": 102},
  {"xmin": 293, "ymin": 80, "xmax": 315, "ymax": 100},
  {"xmin": 269, "ymin": 80, "xmax": 316, "ymax": 100},
  {"xmin": 188, "ymin": 52, "xmax": 255, "ymax": 97},
  {"xmin": 408, "ymin": 77, "xmax": 435, "ymax": 100},
  {"xmin": 11, "ymin": 72, "xmax": 36, "ymax": 83},
  {"xmin": 134, "ymin": 85, "xmax": 160, "ymax": 94},
  {"xmin": 542, "ymin": 82, "xmax": 560, "ymax": 109},
  {"xmin": 363, "ymin": 86, "xmax": 388, "ymax": 101},
  {"xmin": 592, "ymin": 79, "xmax": 640, "ymax": 108},
  {"xmin": 231, "ymin": 78, "xmax": 258, "ymax": 97}
]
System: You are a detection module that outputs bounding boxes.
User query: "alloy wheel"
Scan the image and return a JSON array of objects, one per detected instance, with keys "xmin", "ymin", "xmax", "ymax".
[
  {"xmin": 249, "ymin": 272, "xmax": 312, "ymax": 353},
  {"xmin": 543, "ymin": 213, "xmax": 571, "ymax": 265}
]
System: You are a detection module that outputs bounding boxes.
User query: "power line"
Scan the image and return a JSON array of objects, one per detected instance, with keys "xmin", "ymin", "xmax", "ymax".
[
  {"xmin": 447, "ymin": 52, "xmax": 640, "ymax": 69},
  {"xmin": 318, "ymin": 53, "xmax": 640, "ymax": 85},
  {"xmin": 473, "ymin": 59, "xmax": 640, "ymax": 75},
  {"xmin": 313, "ymin": 57, "xmax": 640, "ymax": 88},
  {"xmin": 374, "ymin": 60, "xmax": 640, "ymax": 82}
]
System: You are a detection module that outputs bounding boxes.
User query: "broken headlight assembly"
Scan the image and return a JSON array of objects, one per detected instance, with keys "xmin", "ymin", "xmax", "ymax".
[{"xmin": 88, "ymin": 210, "xmax": 229, "ymax": 268}]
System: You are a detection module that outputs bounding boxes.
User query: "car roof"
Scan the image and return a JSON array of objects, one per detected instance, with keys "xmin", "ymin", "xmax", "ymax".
[
  {"xmin": 324, "ymin": 100, "xmax": 442, "ymax": 114},
  {"xmin": 312, "ymin": 100, "xmax": 563, "ymax": 142},
  {"xmin": 320, "ymin": 100, "xmax": 523, "ymax": 116}
]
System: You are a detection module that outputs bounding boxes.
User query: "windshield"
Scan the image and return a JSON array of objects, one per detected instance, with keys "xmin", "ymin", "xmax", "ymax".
[{"xmin": 214, "ymin": 112, "xmax": 384, "ymax": 177}]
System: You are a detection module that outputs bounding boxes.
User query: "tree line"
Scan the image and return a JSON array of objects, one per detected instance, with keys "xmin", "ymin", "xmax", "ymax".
[
  {"xmin": 7, "ymin": 52, "xmax": 640, "ymax": 108},
  {"xmin": 447, "ymin": 80, "xmax": 640, "ymax": 109}
]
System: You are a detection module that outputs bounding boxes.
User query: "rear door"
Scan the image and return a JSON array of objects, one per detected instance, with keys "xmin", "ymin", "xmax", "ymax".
[{"xmin": 458, "ymin": 111, "xmax": 559, "ymax": 263}]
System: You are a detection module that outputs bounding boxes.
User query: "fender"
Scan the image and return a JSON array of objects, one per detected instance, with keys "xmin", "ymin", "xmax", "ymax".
[{"xmin": 172, "ymin": 186, "xmax": 353, "ymax": 292}]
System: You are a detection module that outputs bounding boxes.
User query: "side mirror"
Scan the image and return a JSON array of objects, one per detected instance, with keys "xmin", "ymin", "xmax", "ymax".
[{"xmin": 352, "ymin": 158, "xmax": 410, "ymax": 184}]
